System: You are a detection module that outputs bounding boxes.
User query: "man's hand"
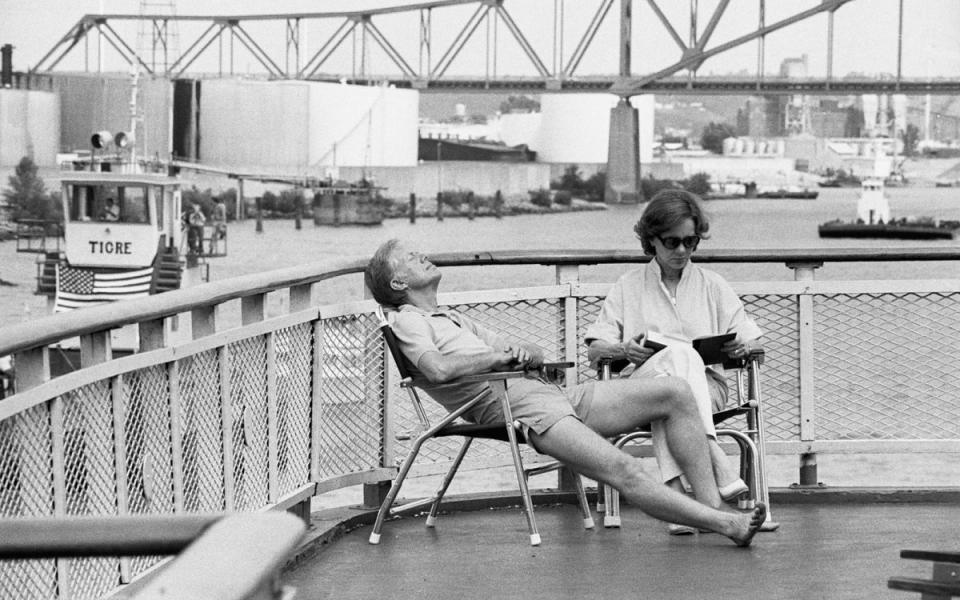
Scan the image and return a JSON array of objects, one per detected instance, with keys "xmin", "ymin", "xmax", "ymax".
[{"xmin": 496, "ymin": 344, "xmax": 544, "ymax": 370}]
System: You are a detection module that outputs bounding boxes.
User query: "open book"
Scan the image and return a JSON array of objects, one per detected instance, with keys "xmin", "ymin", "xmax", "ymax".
[{"xmin": 642, "ymin": 330, "xmax": 737, "ymax": 365}]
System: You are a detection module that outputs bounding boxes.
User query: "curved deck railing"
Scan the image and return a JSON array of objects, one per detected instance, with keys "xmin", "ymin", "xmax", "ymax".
[{"xmin": 1, "ymin": 247, "xmax": 960, "ymax": 599}]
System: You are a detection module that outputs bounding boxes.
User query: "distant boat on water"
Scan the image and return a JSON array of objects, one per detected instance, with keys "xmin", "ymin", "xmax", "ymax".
[
  {"xmin": 755, "ymin": 187, "xmax": 818, "ymax": 200},
  {"xmin": 818, "ymin": 177, "xmax": 960, "ymax": 240}
]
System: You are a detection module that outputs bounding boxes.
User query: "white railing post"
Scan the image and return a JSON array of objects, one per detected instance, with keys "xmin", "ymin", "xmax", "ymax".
[
  {"xmin": 12, "ymin": 346, "xmax": 50, "ymax": 392},
  {"xmin": 555, "ymin": 264, "xmax": 580, "ymax": 383},
  {"xmin": 555, "ymin": 263, "xmax": 581, "ymax": 492},
  {"xmin": 290, "ymin": 283, "xmax": 313, "ymax": 312},
  {"xmin": 241, "ymin": 293, "xmax": 266, "ymax": 325},
  {"xmin": 787, "ymin": 260, "xmax": 823, "ymax": 487},
  {"xmin": 362, "ymin": 283, "xmax": 393, "ymax": 508}
]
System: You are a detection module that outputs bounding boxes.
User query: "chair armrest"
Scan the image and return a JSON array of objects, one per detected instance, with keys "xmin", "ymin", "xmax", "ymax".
[
  {"xmin": 595, "ymin": 356, "xmax": 630, "ymax": 379},
  {"xmin": 445, "ymin": 361, "xmax": 574, "ymax": 385},
  {"xmin": 721, "ymin": 347, "xmax": 765, "ymax": 370}
]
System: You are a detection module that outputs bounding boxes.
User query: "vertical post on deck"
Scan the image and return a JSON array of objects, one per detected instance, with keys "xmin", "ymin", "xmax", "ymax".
[
  {"xmin": 556, "ymin": 263, "xmax": 582, "ymax": 493},
  {"xmin": 289, "ymin": 283, "xmax": 313, "ymax": 312},
  {"xmin": 255, "ymin": 197, "xmax": 263, "ymax": 233},
  {"xmin": 787, "ymin": 260, "xmax": 823, "ymax": 487},
  {"xmin": 237, "ymin": 178, "xmax": 245, "ymax": 221},
  {"xmin": 191, "ymin": 305, "xmax": 217, "ymax": 339},
  {"xmin": 362, "ymin": 282, "xmax": 393, "ymax": 508},
  {"xmin": 12, "ymin": 346, "xmax": 50, "ymax": 392},
  {"xmin": 494, "ymin": 189, "xmax": 503, "ymax": 219},
  {"xmin": 436, "ymin": 191, "xmax": 444, "ymax": 221},
  {"xmin": 409, "ymin": 193, "xmax": 417, "ymax": 224}
]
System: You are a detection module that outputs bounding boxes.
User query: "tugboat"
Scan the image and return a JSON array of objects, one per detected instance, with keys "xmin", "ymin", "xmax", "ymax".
[
  {"xmin": 818, "ymin": 177, "xmax": 960, "ymax": 240},
  {"xmin": 21, "ymin": 132, "xmax": 219, "ymax": 373}
]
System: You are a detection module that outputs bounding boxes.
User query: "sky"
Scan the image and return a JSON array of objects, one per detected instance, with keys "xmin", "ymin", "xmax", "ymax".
[{"xmin": 2, "ymin": 0, "xmax": 959, "ymax": 80}]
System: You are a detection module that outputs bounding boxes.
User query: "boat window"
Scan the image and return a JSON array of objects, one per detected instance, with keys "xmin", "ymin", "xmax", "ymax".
[
  {"xmin": 152, "ymin": 187, "xmax": 164, "ymax": 231},
  {"xmin": 120, "ymin": 186, "xmax": 149, "ymax": 224},
  {"xmin": 67, "ymin": 185, "xmax": 97, "ymax": 221}
]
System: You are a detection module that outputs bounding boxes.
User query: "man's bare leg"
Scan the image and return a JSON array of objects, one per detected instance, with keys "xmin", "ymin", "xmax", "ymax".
[
  {"xmin": 583, "ymin": 377, "xmax": 723, "ymax": 508},
  {"xmin": 530, "ymin": 417, "xmax": 764, "ymax": 546}
]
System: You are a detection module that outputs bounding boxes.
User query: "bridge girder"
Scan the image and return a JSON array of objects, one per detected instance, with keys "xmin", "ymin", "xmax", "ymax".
[{"xmin": 28, "ymin": 0, "xmax": 960, "ymax": 96}]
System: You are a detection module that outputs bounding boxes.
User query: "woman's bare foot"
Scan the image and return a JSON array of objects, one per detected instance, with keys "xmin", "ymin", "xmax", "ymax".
[{"xmin": 723, "ymin": 503, "xmax": 767, "ymax": 547}]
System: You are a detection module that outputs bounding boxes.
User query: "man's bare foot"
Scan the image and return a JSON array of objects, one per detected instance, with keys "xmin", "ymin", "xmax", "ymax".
[{"xmin": 727, "ymin": 502, "xmax": 766, "ymax": 547}]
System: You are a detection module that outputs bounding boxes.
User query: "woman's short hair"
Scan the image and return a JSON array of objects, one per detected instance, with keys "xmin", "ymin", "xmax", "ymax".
[
  {"xmin": 365, "ymin": 238, "xmax": 407, "ymax": 307},
  {"xmin": 634, "ymin": 189, "xmax": 711, "ymax": 255}
]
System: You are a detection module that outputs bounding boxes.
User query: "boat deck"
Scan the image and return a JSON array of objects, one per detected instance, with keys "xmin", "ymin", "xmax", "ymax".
[{"xmin": 286, "ymin": 493, "xmax": 960, "ymax": 600}]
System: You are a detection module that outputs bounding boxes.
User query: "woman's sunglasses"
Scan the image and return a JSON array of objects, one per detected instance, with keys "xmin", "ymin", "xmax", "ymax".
[{"xmin": 657, "ymin": 235, "xmax": 701, "ymax": 250}]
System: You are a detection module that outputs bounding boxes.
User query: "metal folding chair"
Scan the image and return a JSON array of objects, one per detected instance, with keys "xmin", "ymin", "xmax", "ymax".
[
  {"xmin": 368, "ymin": 306, "xmax": 595, "ymax": 546},
  {"xmin": 596, "ymin": 350, "xmax": 779, "ymax": 531}
]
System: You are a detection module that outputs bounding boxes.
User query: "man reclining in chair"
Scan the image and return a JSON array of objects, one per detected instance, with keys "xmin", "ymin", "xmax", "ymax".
[{"xmin": 365, "ymin": 239, "xmax": 765, "ymax": 547}]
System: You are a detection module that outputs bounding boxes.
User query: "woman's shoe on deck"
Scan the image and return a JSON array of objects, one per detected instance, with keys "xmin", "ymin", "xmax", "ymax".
[{"xmin": 719, "ymin": 479, "xmax": 749, "ymax": 501}]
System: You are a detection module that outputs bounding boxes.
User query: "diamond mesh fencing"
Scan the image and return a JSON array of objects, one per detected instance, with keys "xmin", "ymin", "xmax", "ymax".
[
  {"xmin": 0, "ymin": 405, "xmax": 57, "ymax": 600},
  {"xmin": 814, "ymin": 292, "xmax": 960, "ymax": 440},
  {"xmin": 61, "ymin": 383, "xmax": 121, "ymax": 600},
  {"xmin": 122, "ymin": 366, "xmax": 173, "ymax": 578},
  {"xmin": 178, "ymin": 350, "xmax": 225, "ymax": 513},
  {"xmin": 315, "ymin": 314, "xmax": 384, "ymax": 478},
  {"xmin": 741, "ymin": 294, "xmax": 800, "ymax": 441},
  {"xmin": 228, "ymin": 337, "xmax": 270, "ymax": 511},
  {"xmin": 275, "ymin": 325, "xmax": 313, "ymax": 496}
]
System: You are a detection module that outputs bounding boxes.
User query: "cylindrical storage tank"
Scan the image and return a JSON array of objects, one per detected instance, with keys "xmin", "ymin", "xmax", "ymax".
[
  {"xmin": 755, "ymin": 140, "xmax": 767, "ymax": 154},
  {"xmin": 743, "ymin": 139, "xmax": 756, "ymax": 154},
  {"xmin": 732, "ymin": 138, "xmax": 744, "ymax": 154},
  {"xmin": 722, "ymin": 137, "xmax": 736, "ymax": 155}
]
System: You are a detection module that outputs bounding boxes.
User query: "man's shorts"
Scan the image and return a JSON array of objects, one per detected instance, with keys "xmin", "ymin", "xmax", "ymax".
[{"xmin": 464, "ymin": 376, "xmax": 596, "ymax": 438}]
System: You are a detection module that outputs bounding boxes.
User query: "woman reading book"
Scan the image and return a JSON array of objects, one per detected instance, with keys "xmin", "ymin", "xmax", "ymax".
[{"xmin": 584, "ymin": 189, "xmax": 763, "ymax": 536}]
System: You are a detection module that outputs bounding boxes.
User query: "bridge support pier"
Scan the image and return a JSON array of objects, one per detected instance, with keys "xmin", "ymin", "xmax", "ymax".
[{"xmin": 605, "ymin": 98, "xmax": 641, "ymax": 204}]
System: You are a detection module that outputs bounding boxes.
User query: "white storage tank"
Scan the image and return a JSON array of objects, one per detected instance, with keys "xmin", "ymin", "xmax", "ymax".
[{"xmin": 199, "ymin": 79, "xmax": 418, "ymax": 171}]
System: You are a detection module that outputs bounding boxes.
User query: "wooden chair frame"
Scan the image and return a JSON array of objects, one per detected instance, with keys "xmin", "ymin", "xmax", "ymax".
[
  {"xmin": 369, "ymin": 306, "xmax": 594, "ymax": 546},
  {"xmin": 596, "ymin": 350, "xmax": 780, "ymax": 531}
]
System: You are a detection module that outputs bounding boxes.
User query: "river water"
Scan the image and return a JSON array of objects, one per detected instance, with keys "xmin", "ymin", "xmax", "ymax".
[{"xmin": 4, "ymin": 186, "xmax": 960, "ymax": 326}]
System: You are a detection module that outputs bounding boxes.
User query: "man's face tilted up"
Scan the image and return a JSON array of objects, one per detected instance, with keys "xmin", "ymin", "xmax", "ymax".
[{"xmin": 389, "ymin": 243, "xmax": 442, "ymax": 294}]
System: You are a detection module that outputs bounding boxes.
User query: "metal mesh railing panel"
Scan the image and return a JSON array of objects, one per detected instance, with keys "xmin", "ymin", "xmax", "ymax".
[
  {"xmin": 228, "ymin": 337, "xmax": 270, "ymax": 510},
  {"xmin": 575, "ymin": 296, "xmax": 604, "ymax": 383},
  {"xmin": 62, "ymin": 383, "xmax": 115, "ymax": 517},
  {"xmin": 741, "ymin": 294, "xmax": 801, "ymax": 440},
  {"xmin": 0, "ymin": 404, "xmax": 54, "ymax": 518},
  {"xmin": 61, "ymin": 383, "xmax": 120, "ymax": 599},
  {"xmin": 274, "ymin": 325, "xmax": 313, "ymax": 495},
  {"xmin": 122, "ymin": 365, "xmax": 173, "ymax": 578},
  {"xmin": 316, "ymin": 314, "xmax": 384, "ymax": 478},
  {"xmin": 123, "ymin": 366, "xmax": 174, "ymax": 515},
  {"xmin": 0, "ymin": 405, "xmax": 57, "ymax": 600},
  {"xmin": 178, "ymin": 350, "xmax": 225, "ymax": 512},
  {"xmin": 0, "ymin": 558, "xmax": 57, "ymax": 600},
  {"xmin": 814, "ymin": 292, "xmax": 960, "ymax": 440}
]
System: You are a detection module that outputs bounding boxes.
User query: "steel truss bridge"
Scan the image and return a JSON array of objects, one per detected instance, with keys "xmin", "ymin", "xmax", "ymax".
[{"xmin": 30, "ymin": 0, "xmax": 960, "ymax": 96}]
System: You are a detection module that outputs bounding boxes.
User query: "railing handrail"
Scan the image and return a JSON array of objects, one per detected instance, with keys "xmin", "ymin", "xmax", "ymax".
[
  {"xmin": 4, "ymin": 247, "xmax": 960, "ymax": 357},
  {"xmin": 0, "ymin": 255, "xmax": 368, "ymax": 357}
]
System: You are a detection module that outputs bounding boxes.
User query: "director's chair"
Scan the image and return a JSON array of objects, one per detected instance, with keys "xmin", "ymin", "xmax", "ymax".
[
  {"xmin": 368, "ymin": 306, "xmax": 594, "ymax": 546},
  {"xmin": 596, "ymin": 349, "xmax": 779, "ymax": 531}
]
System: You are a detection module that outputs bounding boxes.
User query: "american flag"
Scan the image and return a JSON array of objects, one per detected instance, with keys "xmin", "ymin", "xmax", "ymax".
[{"xmin": 55, "ymin": 265, "xmax": 154, "ymax": 312}]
